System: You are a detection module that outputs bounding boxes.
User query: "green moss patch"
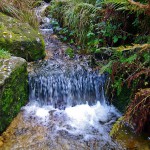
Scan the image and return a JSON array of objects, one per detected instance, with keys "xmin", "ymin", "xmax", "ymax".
[
  {"xmin": 0, "ymin": 12, "xmax": 45, "ymax": 61},
  {"xmin": 0, "ymin": 57, "xmax": 28, "ymax": 133},
  {"xmin": 0, "ymin": 49, "xmax": 11, "ymax": 59}
]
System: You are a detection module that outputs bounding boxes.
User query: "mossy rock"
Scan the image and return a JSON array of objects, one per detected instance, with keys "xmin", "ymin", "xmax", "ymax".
[
  {"xmin": 110, "ymin": 118, "xmax": 150, "ymax": 150},
  {"xmin": 0, "ymin": 56, "xmax": 28, "ymax": 133},
  {"xmin": 0, "ymin": 12, "xmax": 45, "ymax": 61}
]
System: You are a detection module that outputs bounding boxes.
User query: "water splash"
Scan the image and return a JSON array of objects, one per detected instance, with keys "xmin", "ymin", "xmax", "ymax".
[
  {"xmin": 25, "ymin": 58, "xmax": 121, "ymax": 149},
  {"xmin": 23, "ymin": 101, "xmax": 120, "ymax": 145}
]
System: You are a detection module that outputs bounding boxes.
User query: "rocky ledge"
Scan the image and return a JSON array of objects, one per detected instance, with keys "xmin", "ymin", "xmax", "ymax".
[
  {"xmin": 0, "ymin": 12, "xmax": 45, "ymax": 61},
  {"xmin": 0, "ymin": 56, "xmax": 28, "ymax": 133}
]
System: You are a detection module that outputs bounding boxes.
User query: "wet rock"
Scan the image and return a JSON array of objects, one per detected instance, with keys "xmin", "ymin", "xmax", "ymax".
[
  {"xmin": 0, "ymin": 56, "xmax": 28, "ymax": 133},
  {"xmin": 44, "ymin": 0, "xmax": 51, "ymax": 3},
  {"xmin": 0, "ymin": 12, "xmax": 45, "ymax": 61}
]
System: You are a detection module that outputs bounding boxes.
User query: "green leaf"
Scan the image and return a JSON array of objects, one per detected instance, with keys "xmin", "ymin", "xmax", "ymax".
[
  {"xmin": 120, "ymin": 54, "xmax": 137, "ymax": 63},
  {"xmin": 87, "ymin": 32, "xmax": 95, "ymax": 38},
  {"xmin": 95, "ymin": 49, "xmax": 101, "ymax": 53},
  {"xmin": 113, "ymin": 36, "xmax": 119, "ymax": 43},
  {"xmin": 123, "ymin": 36, "xmax": 127, "ymax": 40}
]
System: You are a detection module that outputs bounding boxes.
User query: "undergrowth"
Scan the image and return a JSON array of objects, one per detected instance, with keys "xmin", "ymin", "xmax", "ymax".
[
  {"xmin": 48, "ymin": 0, "xmax": 150, "ymax": 134},
  {"xmin": 49, "ymin": 0, "xmax": 150, "ymax": 52},
  {"xmin": 103, "ymin": 44, "xmax": 150, "ymax": 133},
  {"xmin": 0, "ymin": 0, "xmax": 39, "ymax": 28}
]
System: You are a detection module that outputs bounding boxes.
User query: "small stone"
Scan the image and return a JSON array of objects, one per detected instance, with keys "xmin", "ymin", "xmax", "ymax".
[
  {"xmin": 3, "ymin": 68, "xmax": 7, "ymax": 71},
  {"xmin": 0, "ymin": 140, "xmax": 3, "ymax": 147}
]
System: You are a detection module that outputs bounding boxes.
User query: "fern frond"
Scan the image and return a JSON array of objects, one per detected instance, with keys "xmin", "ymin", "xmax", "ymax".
[{"xmin": 102, "ymin": 0, "xmax": 145, "ymax": 14}]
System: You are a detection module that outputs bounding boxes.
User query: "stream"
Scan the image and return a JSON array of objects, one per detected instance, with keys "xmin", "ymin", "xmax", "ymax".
[{"xmin": 0, "ymin": 2, "xmax": 149, "ymax": 150}]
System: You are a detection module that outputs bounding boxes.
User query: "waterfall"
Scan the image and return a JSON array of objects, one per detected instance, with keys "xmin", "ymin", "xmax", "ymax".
[
  {"xmin": 25, "ymin": 57, "xmax": 121, "ymax": 146},
  {"xmin": 23, "ymin": 2, "xmax": 121, "ymax": 148},
  {"xmin": 29, "ymin": 62, "xmax": 107, "ymax": 109}
]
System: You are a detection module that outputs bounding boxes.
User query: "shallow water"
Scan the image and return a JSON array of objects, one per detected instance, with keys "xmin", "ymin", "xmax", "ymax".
[{"xmin": 0, "ymin": 2, "xmax": 149, "ymax": 150}]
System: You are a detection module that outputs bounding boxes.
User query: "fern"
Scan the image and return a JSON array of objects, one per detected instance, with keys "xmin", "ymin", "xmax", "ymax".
[
  {"xmin": 124, "ymin": 88, "xmax": 150, "ymax": 133},
  {"xmin": 120, "ymin": 54, "xmax": 137, "ymax": 63},
  {"xmin": 104, "ymin": 0, "xmax": 150, "ymax": 17},
  {"xmin": 50, "ymin": 0, "xmax": 99, "ymax": 47},
  {"xmin": 102, "ymin": 0, "xmax": 145, "ymax": 14},
  {"xmin": 100, "ymin": 61, "xmax": 113, "ymax": 74}
]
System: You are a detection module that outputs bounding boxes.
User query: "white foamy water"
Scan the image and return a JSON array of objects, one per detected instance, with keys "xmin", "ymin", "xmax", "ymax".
[
  {"xmin": 23, "ymin": 101, "xmax": 120, "ymax": 142},
  {"xmin": 64, "ymin": 101, "xmax": 120, "ymax": 141},
  {"xmin": 65, "ymin": 102, "xmax": 119, "ymax": 129}
]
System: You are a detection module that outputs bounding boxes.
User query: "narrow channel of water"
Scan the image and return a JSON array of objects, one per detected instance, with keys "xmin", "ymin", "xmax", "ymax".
[
  {"xmin": 0, "ymin": 2, "xmax": 122, "ymax": 149},
  {"xmin": 26, "ymin": 56, "xmax": 121, "ymax": 147},
  {"xmin": 23, "ymin": 2, "xmax": 121, "ymax": 149}
]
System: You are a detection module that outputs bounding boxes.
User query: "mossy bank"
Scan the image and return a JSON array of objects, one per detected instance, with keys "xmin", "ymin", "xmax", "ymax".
[
  {"xmin": 0, "ymin": 12, "xmax": 45, "ymax": 61},
  {"xmin": 0, "ymin": 56, "xmax": 28, "ymax": 133}
]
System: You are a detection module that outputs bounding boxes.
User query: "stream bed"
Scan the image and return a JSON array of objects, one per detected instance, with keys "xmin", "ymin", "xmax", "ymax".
[{"xmin": 0, "ymin": 2, "xmax": 149, "ymax": 150}]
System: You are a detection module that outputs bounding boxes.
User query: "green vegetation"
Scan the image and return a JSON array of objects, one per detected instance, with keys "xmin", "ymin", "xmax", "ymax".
[
  {"xmin": 49, "ymin": 0, "xmax": 150, "ymax": 52},
  {"xmin": 48, "ymin": 0, "xmax": 150, "ymax": 134},
  {"xmin": 65, "ymin": 48, "xmax": 74, "ymax": 58},
  {"xmin": 0, "ymin": 0, "xmax": 46, "ymax": 134},
  {"xmin": 0, "ymin": 49, "xmax": 11, "ymax": 59},
  {"xmin": 0, "ymin": 12, "xmax": 45, "ymax": 61},
  {"xmin": 0, "ymin": 0, "xmax": 39, "ymax": 29},
  {"xmin": 101, "ymin": 44, "xmax": 150, "ymax": 134},
  {"xmin": 0, "ymin": 58, "xmax": 28, "ymax": 133}
]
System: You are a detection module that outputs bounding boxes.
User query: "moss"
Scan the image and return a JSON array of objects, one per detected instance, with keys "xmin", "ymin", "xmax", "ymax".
[
  {"xmin": 110, "ymin": 119, "xmax": 150, "ymax": 149},
  {"xmin": 0, "ymin": 12, "xmax": 45, "ymax": 61},
  {"xmin": 0, "ymin": 57, "xmax": 28, "ymax": 133},
  {"xmin": 0, "ymin": 49, "xmax": 11, "ymax": 59},
  {"xmin": 112, "ymin": 85, "xmax": 131, "ymax": 113}
]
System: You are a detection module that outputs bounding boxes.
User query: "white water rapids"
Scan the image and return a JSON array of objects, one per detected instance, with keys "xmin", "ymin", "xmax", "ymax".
[{"xmin": 23, "ymin": 100, "xmax": 120, "ymax": 143}]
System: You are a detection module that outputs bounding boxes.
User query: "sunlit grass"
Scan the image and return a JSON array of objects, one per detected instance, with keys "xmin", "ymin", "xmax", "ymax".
[{"xmin": 0, "ymin": 0, "xmax": 39, "ymax": 29}]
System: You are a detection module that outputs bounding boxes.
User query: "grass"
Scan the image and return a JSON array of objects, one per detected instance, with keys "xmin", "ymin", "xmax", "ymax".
[
  {"xmin": 0, "ymin": 49, "xmax": 11, "ymax": 59},
  {"xmin": 0, "ymin": 0, "xmax": 39, "ymax": 29}
]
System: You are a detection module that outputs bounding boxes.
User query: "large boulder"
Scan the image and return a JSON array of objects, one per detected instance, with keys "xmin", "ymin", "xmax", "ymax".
[
  {"xmin": 0, "ymin": 13, "xmax": 45, "ymax": 61},
  {"xmin": 0, "ymin": 56, "xmax": 28, "ymax": 133}
]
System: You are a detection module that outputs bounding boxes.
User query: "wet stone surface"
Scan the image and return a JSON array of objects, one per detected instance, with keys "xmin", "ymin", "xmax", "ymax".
[
  {"xmin": 0, "ymin": 108, "xmax": 122, "ymax": 150},
  {"xmin": 0, "ymin": 57, "xmax": 26, "ymax": 86}
]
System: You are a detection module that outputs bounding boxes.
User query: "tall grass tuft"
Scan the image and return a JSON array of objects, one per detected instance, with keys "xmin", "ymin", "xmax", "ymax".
[{"xmin": 0, "ymin": 0, "xmax": 39, "ymax": 29}]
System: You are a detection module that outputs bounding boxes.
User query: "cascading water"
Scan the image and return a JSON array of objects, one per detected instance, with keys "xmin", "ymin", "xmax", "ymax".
[
  {"xmin": 29, "ymin": 62, "xmax": 106, "ymax": 108},
  {"xmin": 23, "ymin": 3, "xmax": 121, "ymax": 149},
  {"xmin": 25, "ymin": 60, "xmax": 121, "ymax": 148},
  {"xmin": 0, "ymin": 3, "xmax": 123, "ymax": 150}
]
